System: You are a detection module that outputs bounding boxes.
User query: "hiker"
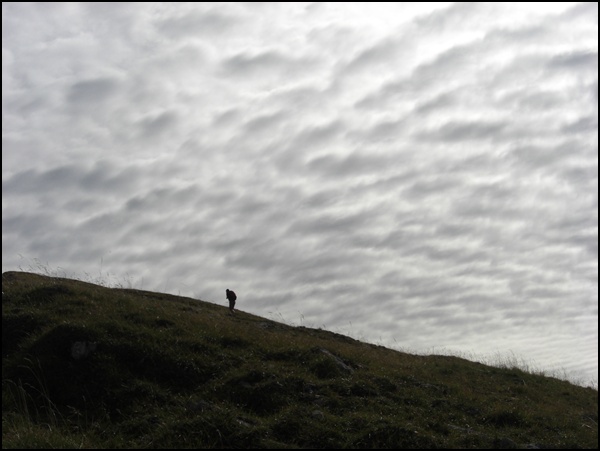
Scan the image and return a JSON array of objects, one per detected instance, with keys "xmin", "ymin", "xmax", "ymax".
[{"xmin": 226, "ymin": 289, "xmax": 237, "ymax": 314}]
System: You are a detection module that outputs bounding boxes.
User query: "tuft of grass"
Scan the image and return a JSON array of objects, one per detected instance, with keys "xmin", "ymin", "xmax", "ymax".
[{"xmin": 3, "ymin": 271, "xmax": 598, "ymax": 448}]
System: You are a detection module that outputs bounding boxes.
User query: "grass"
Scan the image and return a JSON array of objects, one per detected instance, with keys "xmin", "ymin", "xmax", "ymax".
[{"xmin": 2, "ymin": 270, "xmax": 598, "ymax": 448}]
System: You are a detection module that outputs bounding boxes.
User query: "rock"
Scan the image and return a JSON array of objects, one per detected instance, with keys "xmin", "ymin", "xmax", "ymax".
[
  {"xmin": 311, "ymin": 410, "xmax": 325, "ymax": 419},
  {"xmin": 318, "ymin": 348, "xmax": 354, "ymax": 374},
  {"xmin": 71, "ymin": 341, "xmax": 97, "ymax": 359}
]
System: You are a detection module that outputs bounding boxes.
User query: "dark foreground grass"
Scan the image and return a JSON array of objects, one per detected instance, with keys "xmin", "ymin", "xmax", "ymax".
[{"xmin": 2, "ymin": 271, "xmax": 597, "ymax": 448}]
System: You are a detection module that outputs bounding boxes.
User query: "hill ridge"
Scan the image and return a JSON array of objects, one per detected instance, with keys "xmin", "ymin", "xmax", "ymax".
[{"xmin": 2, "ymin": 271, "xmax": 598, "ymax": 448}]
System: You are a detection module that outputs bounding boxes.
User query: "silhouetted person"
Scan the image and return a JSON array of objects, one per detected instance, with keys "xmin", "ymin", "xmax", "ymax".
[{"xmin": 226, "ymin": 289, "xmax": 237, "ymax": 314}]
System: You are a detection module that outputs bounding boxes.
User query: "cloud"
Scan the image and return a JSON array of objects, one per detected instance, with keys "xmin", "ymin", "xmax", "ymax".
[
  {"xmin": 220, "ymin": 49, "xmax": 319, "ymax": 85},
  {"xmin": 157, "ymin": 7, "xmax": 244, "ymax": 39},
  {"xmin": 3, "ymin": 161, "xmax": 139, "ymax": 197},
  {"xmin": 68, "ymin": 78, "xmax": 121, "ymax": 105},
  {"xmin": 548, "ymin": 50, "xmax": 598, "ymax": 70},
  {"xmin": 418, "ymin": 120, "xmax": 508, "ymax": 143},
  {"xmin": 306, "ymin": 151, "xmax": 395, "ymax": 179},
  {"xmin": 343, "ymin": 36, "xmax": 407, "ymax": 74},
  {"xmin": 2, "ymin": 3, "xmax": 597, "ymax": 385},
  {"xmin": 136, "ymin": 110, "xmax": 179, "ymax": 140}
]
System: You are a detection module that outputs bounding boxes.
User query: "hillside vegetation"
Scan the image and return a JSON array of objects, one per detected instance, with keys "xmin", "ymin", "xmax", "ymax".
[{"xmin": 2, "ymin": 271, "xmax": 597, "ymax": 448}]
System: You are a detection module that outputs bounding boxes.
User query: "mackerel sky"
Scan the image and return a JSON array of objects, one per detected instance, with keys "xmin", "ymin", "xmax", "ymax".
[{"xmin": 2, "ymin": 2, "xmax": 597, "ymax": 385}]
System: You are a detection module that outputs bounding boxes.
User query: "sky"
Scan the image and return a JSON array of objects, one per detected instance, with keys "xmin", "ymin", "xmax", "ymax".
[{"xmin": 2, "ymin": 2, "xmax": 597, "ymax": 386}]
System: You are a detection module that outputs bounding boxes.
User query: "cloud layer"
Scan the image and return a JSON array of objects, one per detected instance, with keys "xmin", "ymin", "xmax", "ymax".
[{"xmin": 3, "ymin": 2, "xmax": 597, "ymax": 385}]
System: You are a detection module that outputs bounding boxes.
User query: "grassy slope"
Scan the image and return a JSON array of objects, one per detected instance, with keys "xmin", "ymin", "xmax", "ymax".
[{"xmin": 2, "ymin": 271, "xmax": 597, "ymax": 449}]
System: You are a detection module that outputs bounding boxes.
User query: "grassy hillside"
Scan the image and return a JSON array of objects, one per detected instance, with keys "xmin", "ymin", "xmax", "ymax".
[{"xmin": 2, "ymin": 271, "xmax": 597, "ymax": 449}]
